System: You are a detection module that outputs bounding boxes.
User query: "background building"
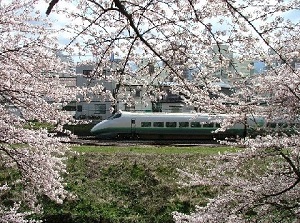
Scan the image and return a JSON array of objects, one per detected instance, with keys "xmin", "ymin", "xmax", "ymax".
[{"xmin": 57, "ymin": 45, "xmax": 280, "ymax": 121}]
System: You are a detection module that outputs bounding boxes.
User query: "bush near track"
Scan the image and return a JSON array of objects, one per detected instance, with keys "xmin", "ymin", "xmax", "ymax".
[{"xmin": 63, "ymin": 124, "xmax": 94, "ymax": 136}]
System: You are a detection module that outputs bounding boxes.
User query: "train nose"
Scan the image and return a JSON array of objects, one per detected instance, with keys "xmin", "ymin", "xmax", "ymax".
[
  {"xmin": 90, "ymin": 124, "xmax": 98, "ymax": 134},
  {"xmin": 90, "ymin": 120, "xmax": 108, "ymax": 135}
]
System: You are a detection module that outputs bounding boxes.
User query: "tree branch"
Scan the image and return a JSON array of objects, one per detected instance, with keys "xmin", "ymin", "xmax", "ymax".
[{"xmin": 46, "ymin": 0, "xmax": 59, "ymax": 16}]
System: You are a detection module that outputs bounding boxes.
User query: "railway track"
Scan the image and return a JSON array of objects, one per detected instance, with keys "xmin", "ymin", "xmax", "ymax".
[{"xmin": 67, "ymin": 137, "xmax": 222, "ymax": 147}]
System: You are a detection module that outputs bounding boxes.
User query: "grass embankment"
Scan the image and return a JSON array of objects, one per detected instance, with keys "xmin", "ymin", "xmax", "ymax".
[{"xmin": 41, "ymin": 145, "xmax": 238, "ymax": 223}]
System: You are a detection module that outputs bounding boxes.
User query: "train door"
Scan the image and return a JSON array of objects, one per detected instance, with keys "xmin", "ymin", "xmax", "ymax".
[{"xmin": 131, "ymin": 119, "xmax": 136, "ymax": 136}]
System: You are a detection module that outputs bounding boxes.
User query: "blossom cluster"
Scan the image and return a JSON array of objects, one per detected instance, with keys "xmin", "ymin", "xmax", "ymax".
[{"xmin": 0, "ymin": 1, "xmax": 79, "ymax": 222}]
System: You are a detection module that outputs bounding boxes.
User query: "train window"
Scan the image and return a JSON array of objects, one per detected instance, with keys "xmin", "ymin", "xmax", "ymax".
[
  {"xmin": 76, "ymin": 105, "xmax": 82, "ymax": 112},
  {"xmin": 141, "ymin": 122, "xmax": 151, "ymax": 127},
  {"xmin": 278, "ymin": 123, "xmax": 288, "ymax": 128},
  {"xmin": 179, "ymin": 122, "xmax": 189, "ymax": 128},
  {"xmin": 215, "ymin": 123, "xmax": 221, "ymax": 128},
  {"xmin": 166, "ymin": 122, "xmax": 177, "ymax": 127},
  {"xmin": 191, "ymin": 122, "xmax": 201, "ymax": 127},
  {"xmin": 153, "ymin": 122, "xmax": 164, "ymax": 127},
  {"xmin": 291, "ymin": 123, "xmax": 300, "ymax": 128},
  {"xmin": 203, "ymin": 123, "xmax": 214, "ymax": 128},
  {"xmin": 108, "ymin": 113, "xmax": 122, "ymax": 120}
]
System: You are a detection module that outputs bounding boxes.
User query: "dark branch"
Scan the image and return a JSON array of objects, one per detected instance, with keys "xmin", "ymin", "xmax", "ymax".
[
  {"xmin": 223, "ymin": 0, "xmax": 292, "ymax": 69},
  {"xmin": 264, "ymin": 178, "xmax": 300, "ymax": 198},
  {"xmin": 112, "ymin": 0, "xmax": 192, "ymax": 92},
  {"xmin": 46, "ymin": 0, "xmax": 59, "ymax": 16}
]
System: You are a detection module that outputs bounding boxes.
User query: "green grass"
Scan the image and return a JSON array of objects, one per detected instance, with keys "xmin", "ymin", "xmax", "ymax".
[
  {"xmin": 38, "ymin": 145, "xmax": 236, "ymax": 223},
  {"xmin": 2, "ymin": 142, "xmax": 294, "ymax": 222},
  {"xmin": 72, "ymin": 145, "xmax": 240, "ymax": 155}
]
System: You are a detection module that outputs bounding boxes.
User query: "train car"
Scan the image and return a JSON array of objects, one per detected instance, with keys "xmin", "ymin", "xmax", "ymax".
[{"xmin": 90, "ymin": 110, "xmax": 265, "ymax": 140}]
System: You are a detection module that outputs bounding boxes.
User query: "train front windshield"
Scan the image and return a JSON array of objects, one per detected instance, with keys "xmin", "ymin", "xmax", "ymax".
[{"xmin": 108, "ymin": 112, "xmax": 122, "ymax": 120}]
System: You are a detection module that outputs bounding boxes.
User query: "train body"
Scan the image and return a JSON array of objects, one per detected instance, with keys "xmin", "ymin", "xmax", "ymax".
[{"xmin": 90, "ymin": 111, "xmax": 265, "ymax": 140}]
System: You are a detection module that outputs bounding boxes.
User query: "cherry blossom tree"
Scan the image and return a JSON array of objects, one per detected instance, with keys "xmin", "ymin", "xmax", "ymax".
[
  {"xmin": 0, "ymin": 0, "xmax": 79, "ymax": 221},
  {"xmin": 52, "ymin": 0, "xmax": 300, "ymax": 221}
]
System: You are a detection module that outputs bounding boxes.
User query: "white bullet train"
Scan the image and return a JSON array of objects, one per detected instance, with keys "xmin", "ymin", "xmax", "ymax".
[{"xmin": 90, "ymin": 110, "xmax": 265, "ymax": 140}]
